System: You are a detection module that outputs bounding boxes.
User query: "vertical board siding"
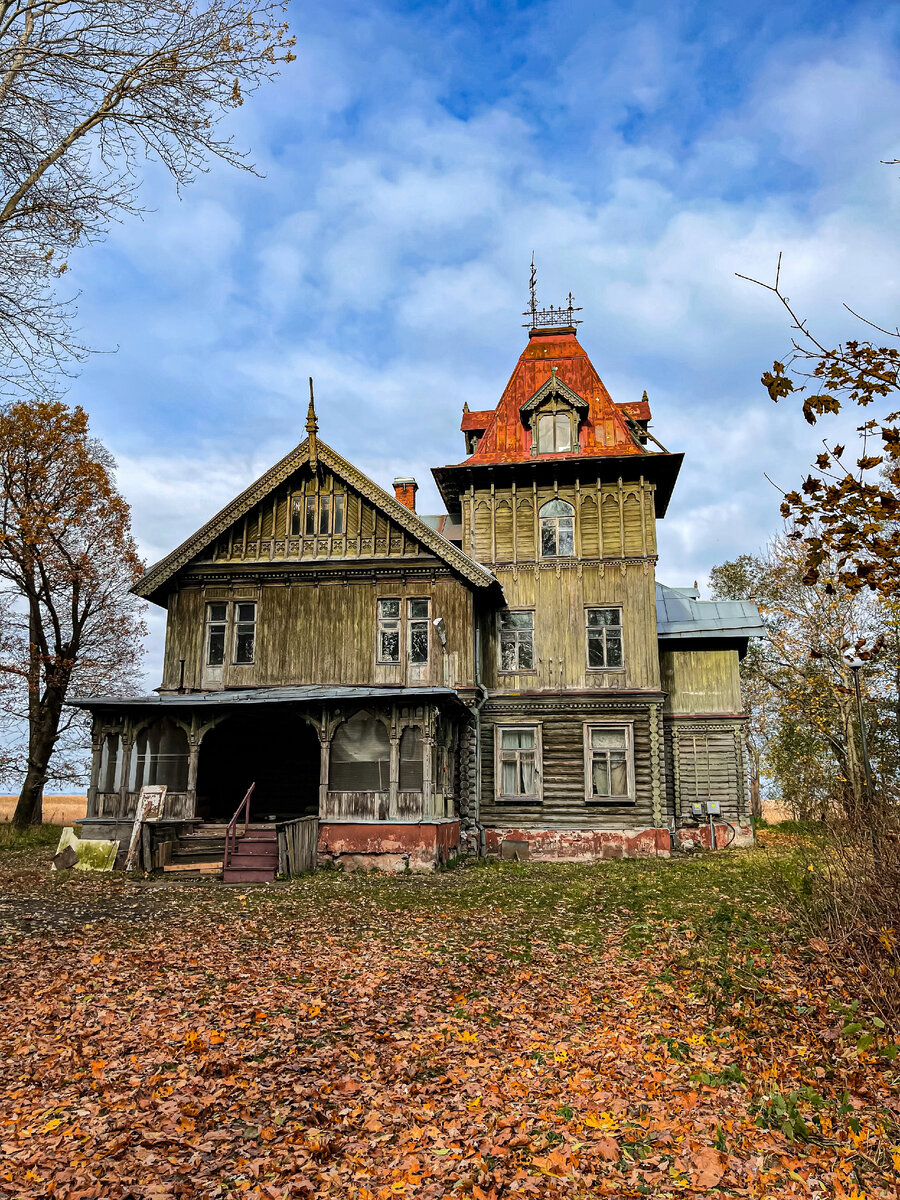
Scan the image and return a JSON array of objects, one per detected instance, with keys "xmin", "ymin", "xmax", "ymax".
[
  {"xmin": 482, "ymin": 561, "xmax": 660, "ymax": 692},
  {"xmin": 161, "ymin": 577, "xmax": 475, "ymax": 691},
  {"xmin": 660, "ymin": 649, "xmax": 743, "ymax": 714}
]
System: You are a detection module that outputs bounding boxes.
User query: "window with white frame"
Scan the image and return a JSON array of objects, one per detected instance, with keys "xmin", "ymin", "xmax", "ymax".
[
  {"xmin": 496, "ymin": 725, "xmax": 541, "ymax": 801},
  {"xmin": 586, "ymin": 607, "xmax": 623, "ymax": 668},
  {"xmin": 536, "ymin": 410, "xmax": 573, "ymax": 453},
  {"xmin": 539, "ymin": 498, "xmax": 575, "ymax": 557},
  {"xmin": 377, "ymin": 598, "xmax": 430, "ymax": 665},
  {"xmin": 499, "ymin": 609, "xmax": 534, "ymax": 672},
  {"xmin": 584, "ymin": 724, "xmax": 634, "ymax": 802},
  {"xmin": 205, "ymin": 600, "xmax": 256, "ymax": 666}
]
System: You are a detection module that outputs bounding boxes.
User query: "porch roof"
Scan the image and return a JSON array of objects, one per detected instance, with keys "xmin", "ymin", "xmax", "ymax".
[{"xmin": 69, "ymin": 685, "xmax": 468, "ymax": 711}]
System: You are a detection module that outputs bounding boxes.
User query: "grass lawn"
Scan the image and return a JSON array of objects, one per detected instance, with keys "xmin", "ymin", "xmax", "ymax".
[{"xmin": 0, "ymin": 830, "xmax": 897, "ymax": 1198}]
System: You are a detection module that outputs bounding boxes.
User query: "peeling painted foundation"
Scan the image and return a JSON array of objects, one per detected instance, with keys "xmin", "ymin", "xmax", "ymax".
[
  {"xmin": 672, "ymin": 823, "xmax": 755, "ymax": 851},
  {"xmin": 317, "ymin": 820, "xmax": 461, "ymax": 872},
  {"xmin": 484, "ymin": 826, "xmax": 673, "ymax": 861}
]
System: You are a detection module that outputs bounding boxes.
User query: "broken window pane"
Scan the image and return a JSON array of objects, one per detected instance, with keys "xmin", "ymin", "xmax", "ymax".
[
  {"xmin": 235, "ymin": 626, "xmax": 255, "ymax": 664},
  {"xmin": 378, "ymin": 599, "xmax": 400, "ymax": 619},
  {"xmin": 379, "ymin": 628, "xmax": 400, "ymax": 662},
  {"xmin": 409, "ymin": 623, "xmax": 428, "ymax": 663}
]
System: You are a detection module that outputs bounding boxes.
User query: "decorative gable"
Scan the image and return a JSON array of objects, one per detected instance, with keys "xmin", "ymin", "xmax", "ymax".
[{"xmin": 136, "ymin": 434, "xmax": 496, "ymax": 604}]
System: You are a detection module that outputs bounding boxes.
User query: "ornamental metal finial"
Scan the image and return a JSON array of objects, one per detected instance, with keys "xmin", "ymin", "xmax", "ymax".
[
  {"xmin": 522, "ymin": 266, "xmax": 582, "ymax": 329},
  {"xmin": 306, "ymin": 376, "xmax": 318, "ymax": 469}
]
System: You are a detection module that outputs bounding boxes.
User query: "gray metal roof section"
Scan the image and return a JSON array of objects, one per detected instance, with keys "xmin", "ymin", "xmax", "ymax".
[
  {"xmin": 656, "ymin": 582, "xmax": 765, "ymax": 641},
  {"xmin": 69, "ymin": 685, "xmax": 466, "ymax": 710}
]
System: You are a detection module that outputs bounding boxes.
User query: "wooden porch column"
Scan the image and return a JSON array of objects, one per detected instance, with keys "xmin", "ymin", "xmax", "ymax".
[
  {"xmin": 87, "ymin": 736, "xmax": 102, "ymax": 818},
  {"xmin": 422, "ymin": 732, "xmax": 435, "ymax": 819},
  {"xmin": 388, "ymin": 735, "xmax": 400, "ymax": 820},
  {"xmin": 119, "ymin": 731, "xmax": 134, "ymax": 818},
  {"xmin": 319, "ymin": 737, "xmax": 330, "ymax": 816}
]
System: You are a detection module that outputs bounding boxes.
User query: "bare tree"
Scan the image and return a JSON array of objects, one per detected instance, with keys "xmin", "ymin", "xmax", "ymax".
[
  {"xmin": 0, "ymin": 399, "xmax": 147, "ymax": 826},
  {"xmin": 0, "ymin": 0, "xmax": 295, "ymax": 395}
]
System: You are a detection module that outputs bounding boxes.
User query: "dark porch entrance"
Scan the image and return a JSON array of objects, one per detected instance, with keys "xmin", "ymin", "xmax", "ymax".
[{"xmin": 196, "ymin": 709, "xmax": 320, "ymax": 822}]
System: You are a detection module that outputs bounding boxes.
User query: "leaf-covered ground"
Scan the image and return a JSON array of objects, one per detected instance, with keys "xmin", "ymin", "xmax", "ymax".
[{"xmin": 0, "ymin": 833, "xmax": 898, "ymax": 1199}]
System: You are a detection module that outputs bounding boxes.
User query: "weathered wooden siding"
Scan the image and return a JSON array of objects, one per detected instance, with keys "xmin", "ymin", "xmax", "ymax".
[
  {"xmin": 161, "ymin": 575, "xmax": 475, "ymax": 692},
  {"xmin": 479, "ymin": 699, "xmax": 665, "ymax": 830},
  {"xmin": 461, "ymin": 477, "xmax": 657, "ymax": 565},
  {"xmin": 480, "ymin": 561, "xmax": 660, "ymax": 692},
  {"xmin": 660, "ymin": 648, "xmax": 743, "ymax": 715}
]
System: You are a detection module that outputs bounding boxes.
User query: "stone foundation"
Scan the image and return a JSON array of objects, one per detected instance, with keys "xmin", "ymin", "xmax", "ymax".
[
  {"xmin": 484, "ymin": 826, "xmax": 672, "ymax": 861},
  {"xmin": 317, "ymin": 820, "xmax": 460, "ymax": 872}
]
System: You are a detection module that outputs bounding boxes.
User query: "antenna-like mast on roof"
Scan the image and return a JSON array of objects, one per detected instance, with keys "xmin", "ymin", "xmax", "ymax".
[
  {"xmin": 522, "ymin": 260, "xmax": 583, "ymax": 329},
  {"xmin": 528, "ymin": 251, "xmax": 537, "ymax": 326}
]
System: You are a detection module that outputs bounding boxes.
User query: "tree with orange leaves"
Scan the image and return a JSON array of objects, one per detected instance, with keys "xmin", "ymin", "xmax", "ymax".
[{"xmin": 0, "ymin": 400, "xmax": 146, "ymax": 827}]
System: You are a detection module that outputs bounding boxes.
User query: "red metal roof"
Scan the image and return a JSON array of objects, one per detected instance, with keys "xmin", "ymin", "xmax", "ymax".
[
  {"xmin": 454, "ymin": 329, "xmax": 650, "ymax": 466},
  {"xmin": 460, "ymin": 409, "xmax": 493, "ymax": 432}
]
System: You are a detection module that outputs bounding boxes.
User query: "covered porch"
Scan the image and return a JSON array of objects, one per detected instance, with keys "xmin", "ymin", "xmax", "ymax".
[{"xmin": 72, "ymin": 686, "xmax": 467, "ymax": 870}]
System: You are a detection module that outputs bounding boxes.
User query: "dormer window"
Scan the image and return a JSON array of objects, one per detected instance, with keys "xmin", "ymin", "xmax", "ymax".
[
  {"xmin": 539, "ymin": 499, "xmax": 575, "ymax": 557},
  {"xmin": 536, "ymin": 411, "xmax": 573, "ymax": 454}
]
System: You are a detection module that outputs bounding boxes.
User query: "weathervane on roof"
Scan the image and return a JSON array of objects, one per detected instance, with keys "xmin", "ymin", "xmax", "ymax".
[{"xmin": 523, "ymin": 256, "xmax": 582, "ymax": 329}]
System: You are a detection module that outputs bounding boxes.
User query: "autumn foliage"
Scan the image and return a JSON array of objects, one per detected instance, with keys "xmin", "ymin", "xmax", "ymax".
[
  {"xmin": 0, "ymin": 843, "xmax": 898, "ymax": 1198},
  {"xmin": 0, "ymin": 400, "xmax": 146, "ymax": 825}
]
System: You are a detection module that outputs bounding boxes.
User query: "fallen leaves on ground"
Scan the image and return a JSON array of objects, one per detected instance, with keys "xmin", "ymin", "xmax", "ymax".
[{"xmin": 0, "ymin": 842, "xmax": 897, "ymax": 1198}]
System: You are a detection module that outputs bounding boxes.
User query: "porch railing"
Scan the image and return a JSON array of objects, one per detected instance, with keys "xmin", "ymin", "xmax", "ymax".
[{"xmin": 224, "ymin": 783, "xmax": 255, "ymax": 871}]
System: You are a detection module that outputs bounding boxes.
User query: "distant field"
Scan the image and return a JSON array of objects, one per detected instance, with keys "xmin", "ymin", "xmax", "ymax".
[{"xmin": 0, "ymin": 795, "xmax": 86, "ymax": 824}]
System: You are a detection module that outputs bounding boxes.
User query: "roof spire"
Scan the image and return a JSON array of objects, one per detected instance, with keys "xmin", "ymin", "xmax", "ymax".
[
  {"xmin": 306, "ymin": 376, "xmax": 318, "ymax": 469},
  {"xmin": 528, "ymin": 251, "xmax": 537, "ymax": 326},
  {"xmin": 522, "ymin": 264, "xmax": 582, "ymax": 330}
]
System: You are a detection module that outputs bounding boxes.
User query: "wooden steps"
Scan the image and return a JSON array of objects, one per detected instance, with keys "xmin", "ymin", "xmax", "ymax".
[{"xmin": 223, "ymin": 828, "xmax": 279, "ymax": 883}]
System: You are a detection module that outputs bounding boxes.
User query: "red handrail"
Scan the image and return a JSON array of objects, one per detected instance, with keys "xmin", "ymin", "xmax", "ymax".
[{"xmin": 224, "ymin": 783, "xmax": 256, "ymax": 870}]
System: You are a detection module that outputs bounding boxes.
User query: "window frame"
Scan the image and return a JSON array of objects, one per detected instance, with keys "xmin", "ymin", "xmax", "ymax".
[
  {"xmin": 585, "ymin": 606, "xmax": 625, "ymax": 671},
  {"xmin": 205, "ymin": 601, "xmax": 229, "ymax": 668},
  {"xmin": 406, "ymin": 597, "xmax": 430, "ymax": 665},
  {"xmin": 498, "ymin": 608, "xmax": 536, "ymax": 674},
  {"xmin": 376, "ymin": 597, "xmax": 402, "ymax": 664},
  {"xmin": 538, "ymin": 499, "xmax": 575, "ymax": 559},
  {"xmin": 583, "ymin": 722, "xmax": 635, "ymax": 805},
  {"xmin": 292, "ymin": 491, "xmax": 347, "ymax": 537},
  {"xmin": 233, "ymin": 600, "xmax": 257, "ymax": 665},
  {"xmin": 494, "ymin": 723, "xmax": 542, "ymax": 803}
]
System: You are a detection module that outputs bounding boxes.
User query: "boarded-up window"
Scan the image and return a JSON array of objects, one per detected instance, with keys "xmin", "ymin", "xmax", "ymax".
[
  {"xmin": 399, "ymin": 727, "xmax": 424, "ymax": 791},
  {"xmin": 329, "ymin": 714, "xmax": 391, "ymax": 791}
]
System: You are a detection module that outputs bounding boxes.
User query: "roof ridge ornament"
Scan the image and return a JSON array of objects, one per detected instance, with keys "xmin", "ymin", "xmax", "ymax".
[
  {"xmin": 306, "ymin": 376, "xmax": 318, "ymax": 470},
  {"xmin": 522, "ymin": 256, "xmax": 582, "ymax": 329}
]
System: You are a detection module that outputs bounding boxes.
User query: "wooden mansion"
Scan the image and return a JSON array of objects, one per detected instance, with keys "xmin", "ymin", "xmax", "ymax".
[{"xmin": 75, "ymin": 298, "xmax": 763, "ymax": 873}]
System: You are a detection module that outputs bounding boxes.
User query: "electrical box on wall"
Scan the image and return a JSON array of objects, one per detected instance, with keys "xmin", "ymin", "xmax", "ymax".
[
  {"xmin": 706, "ymin": 801, "xmax": 721, "ymax": 816},
  {"xmin": 690, "ymin": 803, "xmax": 704, "ymax": 819}
]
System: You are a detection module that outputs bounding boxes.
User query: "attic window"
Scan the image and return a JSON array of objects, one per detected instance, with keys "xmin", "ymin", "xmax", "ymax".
[{"xmin": 536, "ymin": 412, "xmax": 573, "ymax": 453}]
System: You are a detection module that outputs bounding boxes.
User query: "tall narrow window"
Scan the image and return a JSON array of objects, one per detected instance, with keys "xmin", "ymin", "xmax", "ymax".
[
  {"xmin": 290, "ymin": 497, "xmax": 303, "ymax": 536},
  {"xmin": 234, "ymin": 602, "xmax": 257, "ymax": 664},
  {"xmin": 408, "ymin": 598, "xmax": 430, "ymax": 664},
  {"xmin": 499, "ymin": 610, "xmax": 534, "ymax": 671},
  {"xmin": 377, "ymin": 599, "xmax": 401, "ymax": 663},
  {"xmin": 333, "ymin": 494, "xmax": 345, "ymax": 535},
  {"xmin": 537, "ymin": 411, "xmax": 572, "ymax": 453},
  {"xmin": 497, "ymin": 726, "xmax": 540, "ymax": 800},
  {"xmin": 206, "ymin": 602, "xmax": 228, "ymax": 666},
  {"xmin": 586, "ymin": 607, "xmax": 624, "ymax": 668},
  {"xmin": 585, "ymin": 725, "xmax": 632, "ymax": 802},
  {"xmin": 399, "ymin": 726, "xmax": 424, "ymax": 791},
  {"xmin": 305, "ymin": 495, "xmax": 316, "ymax": 535},
  {"xmin": 318, "ymin": 494, "xmax": 331, "ymax": 534},
  {"xmin": 539, "ymin": 499, "xmax": 575, "ymax": 557}
]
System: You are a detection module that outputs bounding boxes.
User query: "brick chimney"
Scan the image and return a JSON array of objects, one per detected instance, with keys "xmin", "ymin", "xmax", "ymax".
[{"xmin": 393, "ymin": 477, "xmax": 418, "ymax": 511}]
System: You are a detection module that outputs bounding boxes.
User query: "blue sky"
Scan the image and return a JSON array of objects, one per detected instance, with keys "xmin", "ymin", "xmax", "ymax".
[{"xmin": 61, "ymin": 0, "xmax": 900, "ymax": 682}]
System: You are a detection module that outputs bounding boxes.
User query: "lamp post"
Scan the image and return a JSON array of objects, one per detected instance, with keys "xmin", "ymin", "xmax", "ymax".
[{"xmin": 844, "ymin": 653, "xmax": 874, "ymax": 806}]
